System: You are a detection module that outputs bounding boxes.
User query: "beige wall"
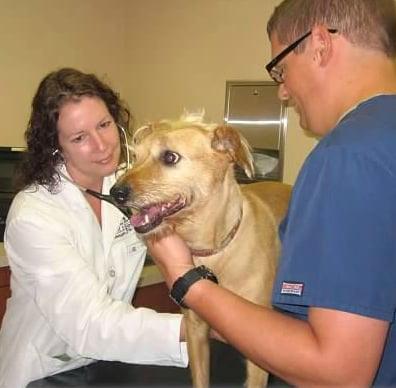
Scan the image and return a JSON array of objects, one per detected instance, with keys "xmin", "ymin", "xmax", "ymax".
[
  {"xmin": 0, "ymin": 0, "xmax": 316, "ymax": 185},
  {"xmin": 124, "ymin": 0, "xmax": 277, "ymax": 123},
  {"xmin": 123, "ymin": 0, "xmax": 316, "ymax": 184},
  {"xmin": 0, "ymin": 0, "xmax": 129, "ymax": 147}
]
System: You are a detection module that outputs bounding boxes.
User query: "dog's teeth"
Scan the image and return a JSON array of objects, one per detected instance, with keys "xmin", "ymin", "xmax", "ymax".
[{"xmin": 144, "ymin": 214, "xmax": 149, "ymax": 224}]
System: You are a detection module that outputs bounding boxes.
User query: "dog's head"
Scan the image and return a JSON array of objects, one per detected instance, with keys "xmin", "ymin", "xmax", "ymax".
[{"xmin": 111, "ymin": 111, "xmax": 254, "ymax": 237}]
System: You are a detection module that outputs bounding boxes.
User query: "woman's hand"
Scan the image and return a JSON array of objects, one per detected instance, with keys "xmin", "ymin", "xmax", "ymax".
[{"xmin": 146, "ymin": 232, "xmax": 195, "ymax": 288}]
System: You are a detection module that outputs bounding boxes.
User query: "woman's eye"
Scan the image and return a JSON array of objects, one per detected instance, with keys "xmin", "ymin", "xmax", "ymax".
[
  {"xmin": 99, "ymin": 120, "xmax": 112, "ymax": 129},
  {"xmin": 161, "ymin": 150, "xmax": 181, "ymax": 165},
  {"xmin": 71, "ymin": 134, "xmax": 85, "ymax": 143}
]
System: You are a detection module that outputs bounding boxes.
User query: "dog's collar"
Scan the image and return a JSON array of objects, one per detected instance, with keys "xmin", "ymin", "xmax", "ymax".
[{"xmin": 190, "ymin": 208, "xmax": 243, "ymax": 257}]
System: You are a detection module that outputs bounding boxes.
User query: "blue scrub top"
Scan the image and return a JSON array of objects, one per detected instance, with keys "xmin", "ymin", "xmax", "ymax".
[{"xmin": 272, "ymin": 95, "xmax": 396, "ymax": 384}]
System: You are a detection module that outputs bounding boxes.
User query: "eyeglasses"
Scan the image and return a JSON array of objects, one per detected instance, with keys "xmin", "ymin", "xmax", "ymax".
[{"xmin": 265, "ymin": 29, "xmax": 337, "ymax": 84}]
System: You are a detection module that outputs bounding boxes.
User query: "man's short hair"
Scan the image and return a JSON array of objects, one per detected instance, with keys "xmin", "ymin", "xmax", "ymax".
[{"xmin": 267, "ymin": 0, "xmax": 396, "ymax": 58}]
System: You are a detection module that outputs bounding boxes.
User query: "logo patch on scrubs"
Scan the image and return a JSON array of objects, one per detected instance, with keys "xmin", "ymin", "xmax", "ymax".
[
  {"xmin": 115, "ymin": 217, "xmax": 133, "ymax": 238},
  {"xmin": 281, "ymin": 281, "xmax": 304, "ymax": 296}
]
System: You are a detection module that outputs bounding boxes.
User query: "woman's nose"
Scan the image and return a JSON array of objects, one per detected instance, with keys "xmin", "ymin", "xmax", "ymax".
[{"xmin": 91, "ymin": 131, "xmax": 106, "ymax": 151}]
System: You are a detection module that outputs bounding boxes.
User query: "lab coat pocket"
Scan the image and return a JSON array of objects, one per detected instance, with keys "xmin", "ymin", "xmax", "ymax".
[{"xmin": 109, "ymin": 237, "xmax": 147, "ymax": 300}]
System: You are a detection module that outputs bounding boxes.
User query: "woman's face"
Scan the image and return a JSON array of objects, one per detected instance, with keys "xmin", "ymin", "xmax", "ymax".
[{"xmin": 57, "ymin": 96, "xmax": 121, "ymax": 189}]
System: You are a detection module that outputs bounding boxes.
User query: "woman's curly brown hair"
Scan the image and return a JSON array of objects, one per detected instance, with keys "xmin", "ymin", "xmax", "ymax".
[{"xmin": 15, "ymin": 67, "xmax": 132, "ymax": 192}]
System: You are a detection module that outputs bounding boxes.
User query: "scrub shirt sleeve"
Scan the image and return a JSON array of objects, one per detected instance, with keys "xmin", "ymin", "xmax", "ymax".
[{"xmin": 273, "ymin": 145, "xmax": 396, "ymax": 321}]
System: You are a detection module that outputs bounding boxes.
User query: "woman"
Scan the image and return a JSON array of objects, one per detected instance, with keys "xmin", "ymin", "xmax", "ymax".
[{"xmin": 0, "ymin": 68, "xmax": 187, "ymax": 388}]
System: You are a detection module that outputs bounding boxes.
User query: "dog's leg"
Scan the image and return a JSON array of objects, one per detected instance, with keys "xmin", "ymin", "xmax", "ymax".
[
  {"xmin": 245, "ymin": 359, "xmax": 269, "ymax": 388},
  {"xmin": 185, "ymin": 309, "xmax": 211, "ymax": 388}
]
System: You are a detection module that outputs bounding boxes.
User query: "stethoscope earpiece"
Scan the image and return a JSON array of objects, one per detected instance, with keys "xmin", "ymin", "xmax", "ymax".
[{"xmin": 117, "ymin": 124, "xmax": 131, "ymax": 169}]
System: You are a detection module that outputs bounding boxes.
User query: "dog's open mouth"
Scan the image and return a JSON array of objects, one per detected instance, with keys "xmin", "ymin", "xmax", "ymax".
[{"xmin": 130, "ymin": 196, "xmax": 186, "ymax": 234}]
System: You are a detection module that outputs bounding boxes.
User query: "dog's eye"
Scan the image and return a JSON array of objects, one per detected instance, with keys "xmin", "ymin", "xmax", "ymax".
[{"xmin": 161, "ymin": 150, "xmax": 181, "ymax": 165}]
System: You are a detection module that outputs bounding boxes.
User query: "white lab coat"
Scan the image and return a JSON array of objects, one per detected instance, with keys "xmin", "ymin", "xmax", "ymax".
[{"xmin": 0, "ymin": 167, "xmax": 188, "ymax": 388}]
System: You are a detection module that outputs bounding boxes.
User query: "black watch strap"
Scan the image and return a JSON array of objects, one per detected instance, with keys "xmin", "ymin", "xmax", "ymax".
[{"xmin": 169, "ymin": 265, "xmax": 218, "ymax": 308}]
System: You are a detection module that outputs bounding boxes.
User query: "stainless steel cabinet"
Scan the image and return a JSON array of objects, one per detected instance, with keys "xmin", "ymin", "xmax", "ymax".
[{"xmin": 224, "ymin": 81, "xmax": 287, "ymax": 182}]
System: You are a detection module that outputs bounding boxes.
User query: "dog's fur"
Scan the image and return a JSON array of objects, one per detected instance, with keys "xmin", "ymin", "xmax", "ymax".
[{"xmin": 113, "ymin": 113, "xmax": 291, "ymax": 388}]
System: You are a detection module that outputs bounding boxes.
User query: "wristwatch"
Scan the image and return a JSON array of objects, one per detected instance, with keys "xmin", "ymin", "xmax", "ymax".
[{"xmin": 169, "ymin": 265, "xmax": 218, "ymax": 308}]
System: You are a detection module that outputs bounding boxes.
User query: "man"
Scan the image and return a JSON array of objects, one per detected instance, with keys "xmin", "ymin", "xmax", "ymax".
[{"xmin": 148, "ymin": 0, "xmax": 396, "ymax": 385}]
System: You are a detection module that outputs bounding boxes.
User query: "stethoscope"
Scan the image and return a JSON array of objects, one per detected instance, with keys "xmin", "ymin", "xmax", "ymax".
[{"xmin": 55, "ymin": 124, "xmax": 139, "ymax": 218}]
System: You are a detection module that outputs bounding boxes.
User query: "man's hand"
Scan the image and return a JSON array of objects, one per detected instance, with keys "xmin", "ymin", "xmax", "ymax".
[{"xmin": 146, "ymin": 232, "xmax": 195, "ymax": 288}]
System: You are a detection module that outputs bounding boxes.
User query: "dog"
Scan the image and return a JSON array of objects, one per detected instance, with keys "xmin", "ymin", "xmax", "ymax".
[{"xmin": 111, "ymin": 112, "xmax": 291, "ymax": 388}]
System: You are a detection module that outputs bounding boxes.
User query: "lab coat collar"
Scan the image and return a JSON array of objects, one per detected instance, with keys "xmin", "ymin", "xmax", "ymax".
[
  {"xmin": 56, "ymin": 164, "xmax": 127, "ymax": 258},
  {"xmin": 101, "ymin": 173, "xmax": 128, "ymax": 257},
  {"xmin": 56, "ymin": 165, "xmax": 90, "ymax": 211}
]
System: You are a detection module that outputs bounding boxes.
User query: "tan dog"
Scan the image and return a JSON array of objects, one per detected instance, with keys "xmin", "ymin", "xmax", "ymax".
[{"xmin": 111, "ymin": 113, "xmax": 291, "ymax": 388}]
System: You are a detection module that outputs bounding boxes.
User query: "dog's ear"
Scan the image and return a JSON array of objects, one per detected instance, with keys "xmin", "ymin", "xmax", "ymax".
[
  {"xmin": 133, "ymin": 124, "xmax": 153, "ymax": 145},
  {"xmin": 211, "ymin": 125, "xmax": 254, "ymax": 178}
]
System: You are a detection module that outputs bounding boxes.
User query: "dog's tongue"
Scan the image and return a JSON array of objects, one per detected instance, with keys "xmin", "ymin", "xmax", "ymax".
[
  {"xmin": 130, "ymin": 206, "xmax": 160, "ymax": 228},
  {"xmin": 129, "ymin": 197, "xmax": 185, "ymax": 233}
]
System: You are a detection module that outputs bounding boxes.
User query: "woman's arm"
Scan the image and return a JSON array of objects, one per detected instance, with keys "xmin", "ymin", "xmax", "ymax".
[{"xmin": 6, "ymin": 205, "xmax": 187, "ymax": 367}]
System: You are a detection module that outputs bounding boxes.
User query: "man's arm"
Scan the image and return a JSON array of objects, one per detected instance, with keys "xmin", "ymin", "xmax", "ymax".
[{"xmin": 148, "ymin": 234, "xmax": 388, "ymax": 386}]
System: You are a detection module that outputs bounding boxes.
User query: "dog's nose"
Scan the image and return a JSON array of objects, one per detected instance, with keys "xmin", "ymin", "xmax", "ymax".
[{"xmin": 110, "ymin": 184, "xmax": 131, "ymax": 205}]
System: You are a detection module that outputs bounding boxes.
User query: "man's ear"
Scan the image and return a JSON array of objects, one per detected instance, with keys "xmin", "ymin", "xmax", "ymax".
[
  {"xmin": 211, "ymin": 125, "xmax": 254, "ymax": 178},
  {"xmin": 311, "ymin": 25, "xmax": 334, "ymax": 67}
]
